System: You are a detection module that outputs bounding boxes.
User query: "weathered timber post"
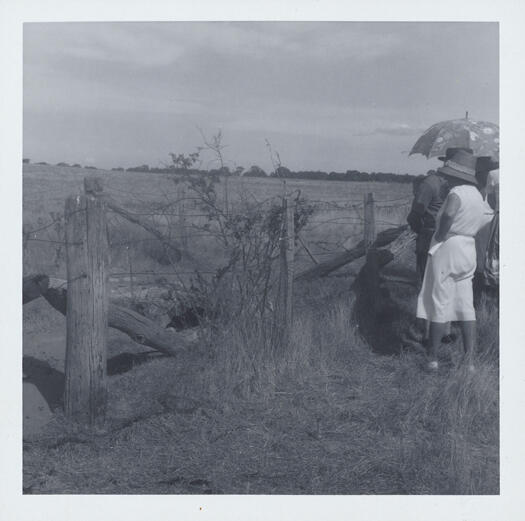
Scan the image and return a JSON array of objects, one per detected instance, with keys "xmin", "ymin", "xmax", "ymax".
[
  {"xmin": 279, "ymin": 196, "xmax": 295, "ymax": 349},
  {"xmin": 364, "ymin": 192, "xmax": 376, "ymax": 253},
  {"xmin": 64, "ymin": 178, "xmax": 108, "ymax": 426},
  {"xmin": 84, "ymin": 176, "xmax": 104, "ymax": 196},
  {"xmin": 126, "ymin": 245, "xmax": 135, "ymax": 302}
]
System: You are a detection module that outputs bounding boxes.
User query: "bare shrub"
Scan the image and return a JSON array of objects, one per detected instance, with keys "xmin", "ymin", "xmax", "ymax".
[{"xmin": 164, "ymin": 145, "xmax": 314, "ymax": 349}]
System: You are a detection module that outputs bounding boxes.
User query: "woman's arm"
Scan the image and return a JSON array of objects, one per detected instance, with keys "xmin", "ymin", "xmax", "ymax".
[{"xmin": 434, "ymin": 192, "xmax": 460, "ymax": 242}]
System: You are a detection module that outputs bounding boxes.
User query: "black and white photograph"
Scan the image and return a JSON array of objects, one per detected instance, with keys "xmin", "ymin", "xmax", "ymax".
[
  {"xmin": 20, "ymin": 19, "xmax": 501, "ymax": 495},
  {"xmin": 2, "ymin": 1, "xmax": 525, "ymax": 519}
]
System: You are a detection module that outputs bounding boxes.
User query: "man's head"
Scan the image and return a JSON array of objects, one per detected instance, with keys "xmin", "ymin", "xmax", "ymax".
[{"xmin": 437, "ymin": 147, "xmax": 474, "ymax": 163}]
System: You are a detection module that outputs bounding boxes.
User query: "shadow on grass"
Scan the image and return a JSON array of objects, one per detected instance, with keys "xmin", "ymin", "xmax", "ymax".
[{"xmin": 23, "ymin": 352, "xmax": 167, "ymax": 410}]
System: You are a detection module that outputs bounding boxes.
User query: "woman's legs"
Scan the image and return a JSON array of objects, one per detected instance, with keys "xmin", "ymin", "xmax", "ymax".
[
  {"xmin": 459, "ymin": 320, "xmax": 476, "ymax": 360},
  {"xmin": 430, "ymin": 320, "xmax": 476, "ymax": 364},
  {"xmin": 428, "ymin": 321, "xmax": 447, "ymax": 362},
  {"xmin": 417, "ymin": 320, "xmax": 451, "ymax": 343}
]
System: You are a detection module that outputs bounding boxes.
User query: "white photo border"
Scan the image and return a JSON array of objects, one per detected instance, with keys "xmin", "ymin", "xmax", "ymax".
[{"xmin": 2, "ymin": 1, "xmax": 524, "ymax": 520}]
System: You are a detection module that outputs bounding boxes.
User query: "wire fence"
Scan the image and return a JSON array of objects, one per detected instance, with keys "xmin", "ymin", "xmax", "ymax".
[
  {"xmin": 22, "ymin": 173, "xmax": 417, "ymax": 424},
  {"xmin": 23, "ymin": 181, "xmax": 412, "ymax": 286}
]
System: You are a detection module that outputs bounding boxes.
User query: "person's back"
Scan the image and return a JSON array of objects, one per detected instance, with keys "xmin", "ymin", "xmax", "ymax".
[
  {"xmin": 443, "ymin": 185, "xmax": 493, "ymax": 238},
  {"xmin": 407, "ymin": 171, "xmax": 449, "ymax": 281},
  {"xmin": 408, "ymin": 172, "xmax": 449, "ymax": 232}
]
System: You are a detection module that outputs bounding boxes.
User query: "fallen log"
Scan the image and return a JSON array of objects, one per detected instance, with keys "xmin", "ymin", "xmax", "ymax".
[
  {"xmin": 384, "ymin": 227, "xmax": 416, "ymax": 260},
  {"xmin": 24, "ymin": 275, "xmax": 194, "ymax": 356},
  {"xmin": 295, "ymin": 225, "xmax": 414, "ymax": 281}
]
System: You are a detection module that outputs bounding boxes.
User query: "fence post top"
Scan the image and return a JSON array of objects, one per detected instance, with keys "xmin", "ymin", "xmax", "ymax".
[{"xmin": 84, "ymin": 176, "xmax": 104, "ymax": 195}]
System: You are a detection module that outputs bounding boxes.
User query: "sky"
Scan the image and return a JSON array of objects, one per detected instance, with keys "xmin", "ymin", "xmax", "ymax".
[{"xmin": 23, "ymin": 22, "xmax": 499, "ymax": 175}]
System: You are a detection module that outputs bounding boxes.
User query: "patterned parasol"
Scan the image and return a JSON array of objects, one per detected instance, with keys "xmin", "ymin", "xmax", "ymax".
[{"xmin": 409, "ymin": 115, "xmax": 499, "ymax": 161}]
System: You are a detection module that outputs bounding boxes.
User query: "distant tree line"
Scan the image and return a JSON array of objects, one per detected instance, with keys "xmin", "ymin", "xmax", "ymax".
[
  {"xmin": 115, "ymin": 163, "xmax": 416, "ymax": 183},
  {"xmin": 24, "ymin": 158, "xmax": 416, "ymax": 183}
]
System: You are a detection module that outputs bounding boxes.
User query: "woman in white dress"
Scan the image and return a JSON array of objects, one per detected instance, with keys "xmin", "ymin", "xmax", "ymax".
[{"xmin": 416, "ymin": 149, "xmax": 494, "ymax": 370}]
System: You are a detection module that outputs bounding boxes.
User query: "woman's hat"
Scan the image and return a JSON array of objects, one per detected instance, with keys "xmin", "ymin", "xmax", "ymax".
[
  {"xmin": 437, "ymin": 149, "xmax": 478, "ymax": 183},
  {"xmin": 437, "ymin": 147, "xmax": 473, "ymax": 162}
]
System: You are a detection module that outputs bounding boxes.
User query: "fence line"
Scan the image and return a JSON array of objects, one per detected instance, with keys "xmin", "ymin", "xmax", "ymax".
[
  {"xmin": 24, "ymin": 175, "xmax": 418, "ymax": 425},
  {"xmin": 24, "ymin": 179, "xmax": 411, "ymax": 276},
  {"xmin": 25, "ymin": 187, "xmax": 410, "ymax": 272}
]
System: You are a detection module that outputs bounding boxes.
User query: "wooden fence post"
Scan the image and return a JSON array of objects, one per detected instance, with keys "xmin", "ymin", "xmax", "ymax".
[
  {"xmin": 179, "ymin": 184, "xmax": 188, "ymax": 252},
  {"xmin": 364, "ymin": 192, "xmax": 376, "ymax": 253},
  {"xmin": 64, "ymin": 179, "xmax": 108, "ymax": 426},
  {"xmin": 279, "ymin": 196, "xmax": 295, "ymax": 349}
]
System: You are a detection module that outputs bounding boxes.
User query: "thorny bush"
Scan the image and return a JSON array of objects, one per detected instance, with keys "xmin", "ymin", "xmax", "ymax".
[{"xmin": 169, "ymin": 150, "xmax": 315, "ymax": 339}]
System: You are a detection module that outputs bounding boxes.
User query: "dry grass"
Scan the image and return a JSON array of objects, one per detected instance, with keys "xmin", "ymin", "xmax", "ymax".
[{"xmin": 23, "ymin": 283, "xmax": 499, "ymax": 495}]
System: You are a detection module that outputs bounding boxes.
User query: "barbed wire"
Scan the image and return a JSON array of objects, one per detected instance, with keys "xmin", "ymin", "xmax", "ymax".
[
  {"xmin": 375, "ymin": 219, "xmax": 410, "ymax": 227},
  {"xmin": 295, "ymin": 250, "xmax": 348, "ymax": 259},
  {"xmin": 25, "ymin": 238, "xmax": 67, "ymax": 245},
  {"xmin": 109, "ymin": 233, "xmax": 223, "ymax": 247},
  {"xmin": 103, "ymin": 185, "xmax": 180, "ymax": 199},
  {"xmin": 23, "ymin": 216, "xmax": 63, "ymax": 235},
  {"xmin": 110, "ymin": 270, "xmax": 218, "ymax": 277},
  {"xmin": 24, "ymin": 186, "xmax": 412, "ymax": 290}
]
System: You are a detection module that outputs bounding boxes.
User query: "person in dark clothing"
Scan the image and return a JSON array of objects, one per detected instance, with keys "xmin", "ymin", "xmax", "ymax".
[{"xmin": 407, "ymin": 169, "xmax": 450, "ymax": 282}]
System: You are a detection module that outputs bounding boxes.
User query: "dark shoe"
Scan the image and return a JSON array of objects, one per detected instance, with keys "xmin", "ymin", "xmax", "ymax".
[{"xmin": 441, "ymin": 333, "xmax": 457, "ymax": 344}]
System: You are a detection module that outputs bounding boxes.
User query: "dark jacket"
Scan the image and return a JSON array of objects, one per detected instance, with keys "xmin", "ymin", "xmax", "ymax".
[{"xmin": 407, "ymin": 173, "xmax": 449, "ymax": 254}]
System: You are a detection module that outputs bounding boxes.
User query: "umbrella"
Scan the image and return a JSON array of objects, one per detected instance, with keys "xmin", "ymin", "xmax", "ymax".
[{"xmin": 410, "ymin": 114, "xmax": 499, "ymax": 161}]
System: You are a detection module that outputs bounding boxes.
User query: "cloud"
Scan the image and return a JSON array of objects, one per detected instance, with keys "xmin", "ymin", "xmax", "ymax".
[
  {"xmin": 355, "ymin": 123, "xmax": 426, "ymax": 137},
  {"xmin": 25, "ymin": 22, "xmax": 403, "ymax": 71},
  {"xmin": 25, "ymin": 23, "xmax": 186, "ymax": 68},
  {"xmin": 23, "ymin": 22, "xmax": 498, "ymax": 175}
]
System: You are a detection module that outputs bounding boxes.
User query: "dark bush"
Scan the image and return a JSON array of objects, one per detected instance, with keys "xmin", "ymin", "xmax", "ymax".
[
  {"xmin": 245, "ymin": 165, "xmax": 267, "ymax": 177},
  {"xmin": 127, "ymin": 165, "xmax": 150, "ymax": 172}
]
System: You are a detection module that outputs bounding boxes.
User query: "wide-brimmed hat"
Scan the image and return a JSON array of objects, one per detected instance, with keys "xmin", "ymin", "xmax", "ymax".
[
  {"xmin": 475, "ymin": 156, "xmax": 499, "ymax": 173},
  {"xmin": 437, "ymin": 149, "xmax": 478, "ymax": 183},
  {"xmin": 437, "ymin": 147, "xmax": 473, "ymax": 162}
]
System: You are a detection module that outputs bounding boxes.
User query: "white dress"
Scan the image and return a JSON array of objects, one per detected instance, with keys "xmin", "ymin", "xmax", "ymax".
[{"xmin": 416, "ymin": 185, "xmax": 493, "ymax": 323}]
